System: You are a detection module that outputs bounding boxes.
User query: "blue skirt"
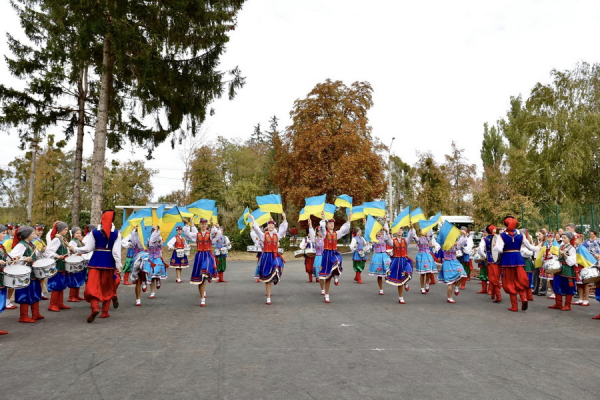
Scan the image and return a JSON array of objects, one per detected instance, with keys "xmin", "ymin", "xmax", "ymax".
[
  {"xmin": 191, "ymin": 251, "xmax": 217, "ymax": 284},
  {"xmin": 352, "ymin": 250, "xmax": 367, "ymax": 261},
  {"xmin": 319, "ymin": 249, "xmax": 343, "ymax": 280},
  {"xmin": 0, "ymin": 287, "xmax": 6, "ymax": 313},
  {"xmin": 257, "ymin": 252, "xmax": 284, "ymax": 284},
  {"xmin": 415, "ymin": 251, "xmax": 437, "ymax": 274},
  {"xmin": 169, "ymin": 250, "xmax": 189, "ymax": 267},
  {"xmin": 438, "ymin": 259, "xmax": 466, "ymax": 285},
  {"xmin": 67, "ymin": 269, "xmax": 87, "ymax": 288},
  {"xmin": 368, "ymin": 252, "xmax": 391, "ymax": 276},
  {"xmin": 143, "ymin": 256, "xmax": 167, "ymax": 280},
  {"xmin": 47, "ymin": 271, "xmax": 69, "ymax": 292},
  {"xmin": 313, "ymin": 255, "xmax": 322, "ymax": 277},
  {"xmin": 552, "ymin": 275, "xmax": 576, "ymax": 296},
  {"xmin": 386, "ymin": 257, "xmax": 413, "ymax": 286},
  {"xmin": 15, "ymin": 279, "xmax": 42, "ymax": 305},
  {"xmin": 595, "ymin": 285, "xmax": 600, "ymax": 302}
]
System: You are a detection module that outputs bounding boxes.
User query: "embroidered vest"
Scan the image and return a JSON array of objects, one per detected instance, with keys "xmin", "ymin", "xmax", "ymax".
[
  {"xmin": 89, "ymin": 229, "xmax": 118, "ymax": 269},
  {"xmin": 393, "ymin": 238, "xmax": 408, "ymax": 257},
  {"xmin": 263, "ymin": 232, "xmax": 279, "ymax": 253},
  {"xmin": 324, "ymin": 230, "xmax": 338, "ymax": 250},
  {"xmin": 196, "ymin": 231, "xmax": 212, "ymax": 252},
  {"xmin": 175, "ymin": 236, "xmax": 186, "ymax": 249}
]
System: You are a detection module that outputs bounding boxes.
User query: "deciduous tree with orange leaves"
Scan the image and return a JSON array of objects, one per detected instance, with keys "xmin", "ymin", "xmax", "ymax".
[{"xmin": 272, "ymin": 79, "xmax": 386, "ymax": 209}]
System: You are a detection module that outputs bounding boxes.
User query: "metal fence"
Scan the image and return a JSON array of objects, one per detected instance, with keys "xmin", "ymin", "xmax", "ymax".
[{"xmin": 521, "ymin": 203, "xmax": 600, "ymax": 234}]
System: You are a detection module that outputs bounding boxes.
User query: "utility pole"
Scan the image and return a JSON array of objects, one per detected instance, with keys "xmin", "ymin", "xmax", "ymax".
[
  {"xmin": 388, "ymin": 137, "xmax": 395, "ymax": 219},
  {"xmin": 26, "ymin": 128, "xmax": 40, "ymax": 224}
]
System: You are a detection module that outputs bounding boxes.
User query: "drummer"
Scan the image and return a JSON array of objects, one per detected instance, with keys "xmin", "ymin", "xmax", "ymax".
[
  {"xmin": 44, "ymin": 222, "xmax": 72, "ymax": 312},
  {"xmin": 66, "ymin": 227, "xmax": 86, "ymax": 302},
  {"xmin": 250, "ymin": 227, "xmax": 264, "ymax": 282},
  {"xmin": 299, "ymin": 230, "xmax": 316, "ymax": 283},
  {"xmin": 167, "ymin": 226, "xmax": 189, "ymax": 283},
  {"xmin": 213, "ymin": 226, "xmax": 231, "ymax": 283},
  {"xmin": 34, "ymin": 224, "xmax": 49, "ymax": 301},
  {"xmin": 0, "ymin": 224, "xmax": 11, "ymax": 334},
  {"xmin": 3, "ymin": 223, "xmax": 17, "ymax": 310},
  {"xmin": 9, "ymin": 225, "xmax": 45, "ymax": 323}
]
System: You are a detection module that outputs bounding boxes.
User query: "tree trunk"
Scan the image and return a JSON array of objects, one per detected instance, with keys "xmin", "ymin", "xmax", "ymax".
[
  {"xmin": 71, "ymin": 64, "xmax": 88, "ymax": 227},
  {"xmin": 90, "ymin": 34, "xmax": 113, "ymax": 224},
  {"xmin": 26, "ymin": 128, "xmax": 39, "ymax": 224}
]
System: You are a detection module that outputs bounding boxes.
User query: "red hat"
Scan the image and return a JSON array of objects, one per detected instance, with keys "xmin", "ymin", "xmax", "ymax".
[
  {"xmin": 485, "ymin": 224, "xmax": 496, "ymax": 235},
  {"xmin": 100, "ymin": 210, "xmax": 115, "ymax": 238},
  {"xmin": 503, "ymin": 215, "xmax": 517, "ymax": 232},
  {"xmin": 267, "ymin": 220, "xmax": 276, "ymax": 225}
]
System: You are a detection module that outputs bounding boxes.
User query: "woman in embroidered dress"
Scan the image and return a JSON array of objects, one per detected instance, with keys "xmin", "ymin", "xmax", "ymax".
[
  {"xmin": 367, "ymin": 221, "xmax": 392, "ymax": 296},
  {"xmin": 438, "ymin": 233, "xmax": 468, "ymax": 303},
  {"xmin": 318, "ymin": 212, "xmax": 351, "ymax": 303},
  {"xmin": 66, "ymin": 226, "xmax": 86, "ymax": 302},
  {"xmin": 167, "ymin": 226, "xmax": 189, "ymax": 283},
  {"xmin": 183, "ymin": 218, "xmax": 219, "ymax": 307},
  {"xmin": 409, "ymin": 228, "xmax": 439, "ymax": 294},
  {"xmin": 142, "ymin": 226, "xmax": 167, "ymax": 300},
  {"xmin": 308, "ymin": 218, "xmax": 325, "ymax": 293},
  {"xmin": 122, "ymin": 228, "xmax": 143, "ymax": 285},
  {"xmin": 385, "ymin": 226, "xmax": 414, "ymax": 304},
  {"xmin": 44, "ymin": 222, "xmax": 72, "ymax": 312},
  {"xmin": 350, "ymin": 223, "xmax": 369, "ymax": 285}
]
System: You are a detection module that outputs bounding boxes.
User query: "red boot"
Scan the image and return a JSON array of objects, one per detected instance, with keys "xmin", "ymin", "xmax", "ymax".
[
  {"xmin": 527, "ymin": 288, "xmax": 534, "ymax": 301},
  {"xmin": 87, "ymin": 300, "xmax": 100, "ymax": 323},
  {"xmin": 31, "ymin": 301, "xmax": 45, "ymax": 320},
  {"xmin": 307, "ymin": 273, "xmax": 312, "ymax": 283},
  {"xmin": 548, "ymin": 294, "xmax": 563, "ymax": 309},
  {"xmin": 592, "ymin": 314, "xmax": 600, "ymax": 320},
  {"xmin": 520, "ymin": 292, "xmax": 529, "ymax": 310},
  {"xmin": 487, "ymin": 282, "xmax": 492, "ymax": 295},
  {"xmin": 99, "ymin": 301, "xmax": 111, "ymax": 318},
  {"xmin": 74, "ymin": 288, "xmax": 84, "ymax": 300},
  {"xmin": 123, "ymin": 272, "xmax": 132, "ymax": 285},
  {"xmin": 429, "ymin": 273, "xmax": 436, "ymax": 285},
  {"xmin": 460, "ymin": 277, "xmax": 466, "ymax": 290},
  {"xmin": 18, "ymin": 304, "xmax": 35, "ymax": 323},
  {"xmin": 48, "ymin": 291, "xmax": 60, "ymax": 312},
  {"xmin": 561, "ymin": 295, "xmax": 573, "ymax": 311},
  {"xmin": 493, "ymin": 287, "xmax": 502, "ymax": 303},
  {"xmin": 357, "ymin": 272, "xmax": 363, "ymax": 284},
  {"xmin": 477, "ymin": 281, "xmax": 487, "ymax": 294},
  {"xmin": 508, "ymin": 294, "xmax": 519, "ymax": 312},
  {"xmin": 354, "ymin": 272, "xmax": 358, "ymax": 281},
  {"xmin": 57, "ymin": 290, "xmax": 71, "ymax": 310},
  {"xmin": 220, "ymin": 272, "xmax": 227, "ymax": 283},
  {"xmin": 0, "ymin": 329, "xmax": 7, "ymax": 335},
  {"xmin": 67, "ymin": 288, "xmax": 80, "ymax": 302}
]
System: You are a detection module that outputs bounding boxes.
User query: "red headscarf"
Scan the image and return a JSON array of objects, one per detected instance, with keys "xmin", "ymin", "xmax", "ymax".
[
  {"xmin": 50, "ymin": 222, "xmax": 58, "ymax": 240},
  {"xmin": 100, "ymin": 210, "xmax": 115, "ymax": 238},
  {"xmin": 503, "ymin": 215, "xmax": 518, "ymax": 232},
  {"xmin": 485, "ymin": 224, "xmax": 496, "ymax": 235}
]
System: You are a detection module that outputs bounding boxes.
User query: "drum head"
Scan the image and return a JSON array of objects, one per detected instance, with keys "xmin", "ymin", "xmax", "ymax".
[
  {"xmin": 65, "ymin": 255, "xmax": 84, "ymax": 263},
  {"xmin": 3, "ymin": 265, "xmax": 31, "ymax": 275},
  {"xmin": 33, "ymin": 258, "xmax": 55, "ymax": 268},
  {"xmin": 491, "ymin": 235, "xmax": 500, "ymax": 262}
]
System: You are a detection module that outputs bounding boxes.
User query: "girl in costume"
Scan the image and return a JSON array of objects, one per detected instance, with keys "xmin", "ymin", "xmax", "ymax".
[
  {"xmin": 122, "ymin": 228, "xmax": 143, "ymax": 285},
  {"xmin": 250, "ymin": 228, "xmax": 264, "ymax": 282},
  {"xmin": 44, "ymin": 222, "xmax": 72, "ymax": 312},
  {"xmin": 213, "ymin": 227, "xmax": 231, "ymax": 283},
  {"xmin": 250, "ymin": 213, "xmax": 288, "ymax": 305},
  {"xmin": 478, "ymin": 225, "xmax": 501, "ymax": 302},
  {"xmin": 299, "ymin": 231, "xmax": 316, "ymax": 283},
  {"xmin": 547, "ymin": 231, "xmax": 577, "ymax": 311},
  {"xmin": 318, "ymin": 212, "xmax": 351, "ymax": 303},
  {"xmin": 573, "ymin": 234, "xmax": 590, "ymax": 307},
  {"xmin": 167, "ymin": 226, "xmax": 189, "ymax": 283},
  {"xmin": 367, "ymin": 221, "xmax": 392, "ymax": 296},
  {"xmin": 385, "ymin": 226, "xmax": 414, "ymax": 304},
  {"xmin": 183, "ymin": 218, "xmax": 219, "ymax": 307},
  {"xmin": 438, "ymin": 233, "xmax": 467, "ymax": 303},
  {"xmin": 308, "ymin": 219, "xmax": 325, "ymax": 293},
  {"xmin": 66, "ymin": 226, "xmax": 87, "ymax": 302},
  {"xmin": 143, "ymin": 226, "xmax": 167, "ymax": 299},
  {"xmin": 349, "ymin": 224, "xmax": 369, "ymax": 284},
  {"xmin": 409, "ymin": 228, "xmax": 439, "ymax": 294},
  {"xmin": 520, "ymin": 229, "xmax": 536, "ymax": 302},
  {"xmin": 457, "ymin": 227, "xmax": 474, "ymax": 290},
  {"xmin": 0, "ymin": 224, "xmax": 10, "ymax": 334}
]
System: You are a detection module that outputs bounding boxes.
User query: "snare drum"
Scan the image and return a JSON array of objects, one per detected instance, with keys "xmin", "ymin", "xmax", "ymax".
[
  {"xmin": 2, "ymin": 265, "xmax": 32, "ymax": 288},
  {"xmin": 214, "ymin": 249, "xmax": 221, "ymax": 256},
  {"xmin": 32, "ymin": 258, "xmax": 58, "ymax": 279},
  {"xmin": 294, "ymin": 249, "xmax": 305, "ymax": 258},
  {"xmin": 247, "ymin": 246, "xmax": 259, "ymax": 253},
  {"xmin": 81, "ymin": 252, "xmax": 92, "ymax": 267},
  {"xmin": 278, "ymin": 248, "xmax": 284, "ymax": 254},
  {"xmin": 580, "ymin": 266, "xmax": 600, "ymax": 284},
  {"xmin": 386, "ymin": 249, "xmax": 393, "ymax": 257},
  {"xmin": 220, "ymin": 248, "xmax": 228, "ymax": 255},
  {"xmin": 176, "ymin": 249, "xmax": 185, "ymax": 258},
  {"xmin": 543, "ymin": 259, "xmax": 562, "ymax": 275},
  {"xmin": 358, "ymin": 250, "xmax": 365, "ymax": 258},
  {"xmin": 304, "ymin": 248, "xmax": 316, "ymax": 258},
  {"xmin": 184, "ymin": 248, "xmax": 191, "ymax": 256},
  {"xmin": 64, "ymin": 255, "xmax": 84, "ymax": 273}
]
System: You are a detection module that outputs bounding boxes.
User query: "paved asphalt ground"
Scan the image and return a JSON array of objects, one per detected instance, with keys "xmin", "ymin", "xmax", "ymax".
[{"xmin": 1, "ymin": 249, "xmax": 599, "ymax": 400}]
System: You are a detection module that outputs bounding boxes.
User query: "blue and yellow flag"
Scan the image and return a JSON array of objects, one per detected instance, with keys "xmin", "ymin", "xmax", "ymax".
[
  {"xmin": 410, "ymin": 207, "xmax": 425, "ymax": 224},
  {"xmin": 346, "ymin": 204, "xmax": 365, "ymax": 221},
  {"xmin": 298, "ymin": 207, "xmax": 310, "ymax": 221},
  {"xmin": 323, "ymin": 203, "xmax": 337, "ymax": 219},
  {"xmin": 334, "ymin": 194, "xmax": 353, "ymax": 209},
  {"xmin": 120, "ymin": 209, "xmax": 140, "ymax": 238},
  {"xmin": 436, "ymin": 221, "xmax": 461, "ymax": 250},
  {"xmin": 187, "ymin": 199, "xmax": 216, "ymax": 221},
  {"xmin": 534, "ymin": 239, "xmax": 561, "ymax": 268},
  {"xmin": 247, "ymin": 209, "xmax": 272, "ymax": 226},
  {"xmin": 418, "ymin": 212, "xmax": 441, "ymax": 235},
  {"xmin": 238, "ymin": 207, "xmax": 250, "ymax": 232},
  {"xmin": 364, "ymin": 215, "xmax": 383, "ymax": 242},
  {"xmin": 391, "ymin": 206, "xmax": 410, "ymax": 234},
  {"xmin": 137, "ymin": 219, "xmax": 152, "ymax": 250},
  {"xmin": 153, "ymin": 204, "xmax": 166, "ymax": 227},
  {"xmin": 304, "ymin": 194, "xmax": 326, "ymax": 215},
  {"xmin": 256, "ymin": 194, "xmax": 283, "ymax": 214},
  {"xmin": 364, "ymin": 201, "xmax": 386, "ymax": 217},
  {"xmin": 576, "ymin": 245, "xmax": 597, "ymax": 268}
]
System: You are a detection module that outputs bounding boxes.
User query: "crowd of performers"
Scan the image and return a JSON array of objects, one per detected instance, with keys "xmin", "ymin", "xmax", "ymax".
[{"xmin": 1, "ymin": 211, "xmax": 599, "ymax": 335}]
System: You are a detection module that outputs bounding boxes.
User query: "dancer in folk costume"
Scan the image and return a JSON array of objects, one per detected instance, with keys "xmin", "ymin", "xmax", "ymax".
[
  {"xmin": 44, "ymin": 221, "xmax": 72, "ymax": 312},
  {"xmin": 0, "ymin": 224, "xmax": 11, "ymax": 334},
  {"xmin": 520, "ymin": 229, "xmax": 536, "ymax": 302},
  {"xmin": 72, "ymin": 211, "xmax": 122, "ymax": 323},
  {"xmin": 474, "ymin": 232, "xmax": 490, "ymax": 295},
  {"xmin": 318, "ymin": 212, "xmax": 351, "ymax": 303},
  {"xmin": 10, "ymin": 226, "xmax": 45, "ymax": 322},
  {"xmin": 547, "ymin": 231, "xmax": 577, "ymax": 311},
  {"xmin": 457, "ymin": 227, "xmax": 474, "ymax": 290},
  {"xmin": 438, "ymin": 234, "xmax": 467, "ymax": 303},
  {"xmin": 573, "ymin": 234, "xmax": 591, "ymax": 307},
  {"xmin": 167, "ymin": 226, "xmax": 189, "ymax": 283},
  {"xmin": 350, "ymin": 224, "xmax": 369, "ymax": 284},
  {"xmin": 33, "ymin": 224, "xmax": 49, "ymax": 300},
  {"xmin": 478, "ymin": 225, "xmax": 502, "ymax": 303},
  {"xmin": 2, "ymin": 223, "xmax": 18, "ymax": 310},
  {"xmin": 250, "ymin": 227, "xmax": 264, "ymax": 282},
  {"xmin": 130, "ymin": 251, "xmax": 150, "ymax": 306},
  {"xmin": 299, "ymin": 230, "xmax": 316, "ymax": 283},
  {"xmin": 409, "ymin": 228, "xmax": 439, "ymax": 294},
  {"xmin": 308, "ymin": 218, "xmax": 325, "ymax": 293},
  {"xmin": 142, "ymin": 226, "xmax": 167, "ymax": 299},
  {"xmin": 182, "ymin": 218, "xmax": 219, "ymax": 307},
  {"xmin": 493, "ymin": 216, "xmax": 539, "ymax": 312},
  {"xmin": 213, "ymin": 227, "xmax": 231, "ymax": 283},
  {"xmin": 67, "ymin": 227, "xmax": 86, "ymax": 302},
  {"xmin": 250, "ymin": 213, "xmax": 288, "ymax": 305},
  {"xmin": 122, "ymin": 228, "xmax": 143, "ymax": 285},
  {"xmin": 385, "ymin": 226, "xmax": 414, "ymax": 304},
  {"xmin": 368, "ymin": 222, "xmax": 392, "ymax": 296}
]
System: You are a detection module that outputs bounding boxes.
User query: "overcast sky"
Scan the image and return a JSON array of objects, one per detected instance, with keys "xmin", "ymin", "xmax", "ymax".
[{"xmin": 1, "ymin": 0, "xmax": 599, "ymax": 201}]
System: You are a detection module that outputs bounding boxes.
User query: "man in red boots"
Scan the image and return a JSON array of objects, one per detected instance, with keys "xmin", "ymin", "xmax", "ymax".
[
  {"xmin": 493, "ymin": 216, "xmax": 539, "ymax": 312},
  {"xmin": 72, "ymin": 211, "xmax": 122, "ymax": 323},
  {"xmin": 479, "ymin": 225, "xmax": 500, "ymax": 302}
]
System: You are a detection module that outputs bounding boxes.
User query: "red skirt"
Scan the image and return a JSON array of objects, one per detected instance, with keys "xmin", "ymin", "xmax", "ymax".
[
  {"xmin": 501, "ymin": 266, "xmax": 529, "ymax": 295},
  {"xmin": 84, "ymin": 268, "xmax": 117, "ymax": 303}
]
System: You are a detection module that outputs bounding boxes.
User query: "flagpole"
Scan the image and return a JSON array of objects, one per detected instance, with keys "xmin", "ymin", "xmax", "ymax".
[{"xmin": 388, "ymin": 137, "xmax": 395, "ymax": 220}]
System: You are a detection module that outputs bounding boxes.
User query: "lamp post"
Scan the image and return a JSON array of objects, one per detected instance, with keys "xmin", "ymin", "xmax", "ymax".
[{"xmin": 388, "ymin": 137, "xmax": 395, "ymax": 219}]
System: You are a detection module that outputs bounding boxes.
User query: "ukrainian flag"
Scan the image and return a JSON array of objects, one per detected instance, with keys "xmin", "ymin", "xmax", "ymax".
[
  {"xmin": 323, "ymin": 203, "xmax": 337, "ymax": 219},
  {"xmin": 436, "ymin": 221, "xmax": 461, "ymax": 250},
  {"xmin": 123, "ymin": 208, "xmax": 153, "ymax": 238},
  {"xmin": 187, "ymin": 199, "xmax": 216, "ymax": 221},
  {"xmin": 418, "ymin": 212, "xmax": 441, "ymax": 235},
  {"xmin": 534, "ymin": 239, "xmax": 561, "ymax": 268},
  {"xmin": 391, "ymin": 206, "xmax": 410, "ymax": 234},
  {"xmin": 238, "ymin": 207, "xmax": 250, "ymax": 232},
  {"xmin": 304, "ymin": 194, "xmax": 326, "ymax": 215},
  {"xmin": 153, "ymin": 204, "xmax": 166, "ymax": 227},
  {"xmin": 137, "ymin": 220, "xmax": 151, "ymax": 250},
  {"xmin": 347, "ymin": 205, "xmax": 365, "ymax": 221},
  {"xmin": 247, "ymin": 209, "xmax": 272, "ymax": 226},
  {"xmin": 120, "ymin": 210, "xmax": 140, "ymax": 238},
  {"xmin": 334, "ymin": 194, "xmax": 353, "ymax": 209},
  {"xmin": 364, "ymin": 201, "xmax": 386, "ymax": 217},
  {"xmin": 410, "ymin": 207, "xmax": 425, "ymax": 224},
  {"xmin": 159, "ymin": 206, "xmax": 185, "ymax": 241},
  {"xmin": 256, "ymin": 194, "xmax": 283, "ymax": 214},
  {"xmin": 212, "ymin": 207, "xmax": 219, "ymax": 225},
  {"xmin": 577, "ymin": 245, "xmax": 597, "ymax": 268},
  {"xmin": 364, "ymin": 215, "xmax": 383, "ymax": 242},
  {"xmin": 298, "ymin": 208, "xmax": 310, "ymax": 221}
]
